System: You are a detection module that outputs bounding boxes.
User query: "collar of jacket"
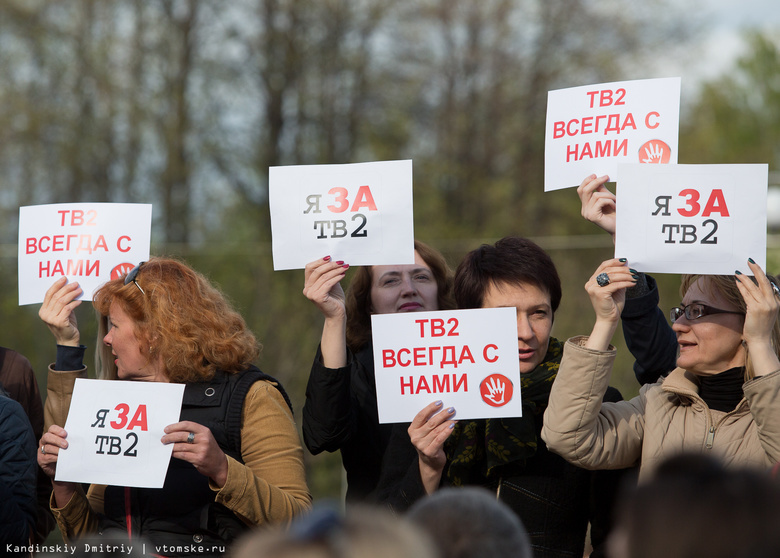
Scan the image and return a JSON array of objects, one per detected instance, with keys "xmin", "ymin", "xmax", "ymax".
[{"xmin": 661, "ymin": 368, "xmax": 749, "ymax": 413}]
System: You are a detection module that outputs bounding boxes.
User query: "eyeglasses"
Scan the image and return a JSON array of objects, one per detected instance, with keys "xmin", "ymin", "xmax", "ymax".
[
  {"xmin": 124, "ymin": 262, "xmax": 146, "ymax": 295},
  {"xmin": 669, "ymin": 303, "xmax": 744, "ymax": 323}
]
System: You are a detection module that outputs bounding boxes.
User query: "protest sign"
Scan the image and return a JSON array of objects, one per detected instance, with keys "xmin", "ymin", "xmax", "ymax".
[
  {"xmin": 55, "ymin": 378, "xmax": 184, "ymax": 488},
  {"xmin": 545, "ymin": 77, "xmax": 680, "ymax": 191},
  {"xmin": 18, "ymin": 203, "xmax": 152, "ymax": 305},
  {"xmin": 615, "ymin": 163, "xmax": 768, "ymax": 275},
  {"xmin": 269, "ymin": 160, "xmax": 414, "ymax": 270},
  {"xmin": 371, "ymin": 308, "xmax": 522, "ymax": 423}
]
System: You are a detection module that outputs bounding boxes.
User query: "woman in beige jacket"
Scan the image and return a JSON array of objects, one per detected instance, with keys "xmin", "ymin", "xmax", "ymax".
[{"xmin": 542, "ymin": 257, "xmax": 780, "ymax": 480}]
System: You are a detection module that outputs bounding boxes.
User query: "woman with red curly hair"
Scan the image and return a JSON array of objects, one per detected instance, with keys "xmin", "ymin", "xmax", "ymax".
[{"xmin": 37, "ymin": 257, "xmax": 311, "ymax": 555}]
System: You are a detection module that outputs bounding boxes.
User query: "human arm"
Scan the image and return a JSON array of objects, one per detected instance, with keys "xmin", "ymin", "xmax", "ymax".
[
  {"xmin": 302, "ymin": 345, "xmax": 373, "ymax": 454},
  {"xmin": 579, "ymin": 175, "xmax": 678, "ymax": 383},
  {"xmin": 408, "ymin": 401, "xmax": 456, "ymax": 495},
  {"xmin": 578, "ymin": 174, "xmax": 616, "ymax": 242},
  {"xmin": 735, "ymin": 260, "xmax": 780, "ymax": 379},
  {"xmin": 39, "ymin": 278, "xmax": 88, "ymax": 431},
  {"xmin": 583, "ymin": 259, "xmax": 637, "ymax": 351},
  {"xmin": 371, "ymin": 401, "xmax": 456, "ymax": 511},
  {"xmin": 208, "ymin": 380, "xmax": 311, "ymax": 525},
  {"xmin": 303, "ymin": 256, "xmax": 350, "ymax": 369},
  {"xmin": 621, "ymin": 274, "xmax": 679, "ymax": 385},
  {"xmin": 542, "ymin": 337, "xmax": 647, "ymax": 470}
]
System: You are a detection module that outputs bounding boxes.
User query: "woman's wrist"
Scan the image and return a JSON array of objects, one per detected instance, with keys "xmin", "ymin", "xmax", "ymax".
[{"xmin": 585, "ymin": 319, "xmax": 618, "ymax": 351}]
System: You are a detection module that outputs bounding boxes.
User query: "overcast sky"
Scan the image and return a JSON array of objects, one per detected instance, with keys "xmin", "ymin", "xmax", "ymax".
[{"xmin": 670, "ymin": 0, "xmax": 780, "ymax": 93}]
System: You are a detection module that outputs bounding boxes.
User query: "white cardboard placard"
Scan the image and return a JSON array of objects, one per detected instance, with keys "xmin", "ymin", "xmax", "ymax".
[
  {"xmin": 55, "ymin": 379, "xmax": 185, "ymax": 488},
  {"xmin": 545, "ymin": 77, "xmax": 680, "ymax": 191},
  {"xmin": 615, "ymin": 163, "xmax": 768, "ymax": 275},
  {"xmin": 371, "ymin": 308, "xmax": 522, "ymax": 423},
  {"xmin": 18, "ymin": 203, "xmax": 152, "ymax": 305},
  {"xmin": 269, "ymin": 160, "xmax": 414, "ymax": 270}
]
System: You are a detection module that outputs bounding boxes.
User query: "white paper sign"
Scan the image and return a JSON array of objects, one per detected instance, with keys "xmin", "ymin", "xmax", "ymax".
[
  {"xmin": 55, "ymin": 379, "xmax": 185, "ymax": 488},
  {"xmin": 269, "ymin": 160, "xmax": 414, "ymax": 270},
  {"xmin": 615, "ymin": 163, "xmax": 768, "ymax": 275},
  {"xmin": 18, "ymin": 203, "xmax": 152, "ymax": 305},
  {"xmin": 371, "ymin": 308, "xmax": 522, "ymax": 423},
  {"xmin": 545, "ymin": 77, "xmax": 681, "ymax": 191}
]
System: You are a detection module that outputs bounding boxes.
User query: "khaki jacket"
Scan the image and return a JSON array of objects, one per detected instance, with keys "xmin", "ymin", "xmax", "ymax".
[
  {"xmin": 542, "ymin": 337, "xmax": 780, "ymax": 481},
  {"xmin": 44, "ymin": 366, "xmax": 311, "ymax": 540}
]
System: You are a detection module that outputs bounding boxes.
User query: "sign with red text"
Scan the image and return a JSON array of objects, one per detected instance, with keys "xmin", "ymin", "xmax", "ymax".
[
  {"xmin": 55, "ymin": 379, "xmax": 184, "ymax": 488},
  {"xmin": 371, "ymin": 308, "xmax": 522, "ymax": 423},
  {"xmin": 615, "ymin": 163, "xmax": 768, "ymax": 274},
  {"xmin": 545, "ymin": 77, "xmax": 680, "ymax": 191},
  {"xmin": 269, "ymin": 160, "xmax": 414, "ymax": 270},
  {"xmin": 18, "ymin": 203, "xmax": 152, "ymax": 305}
]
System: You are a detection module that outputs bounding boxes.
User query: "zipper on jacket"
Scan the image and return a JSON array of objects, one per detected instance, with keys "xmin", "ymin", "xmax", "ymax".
[{"xmin": 705, "ymin": 426, "xmax": 715, "ymax": 449}]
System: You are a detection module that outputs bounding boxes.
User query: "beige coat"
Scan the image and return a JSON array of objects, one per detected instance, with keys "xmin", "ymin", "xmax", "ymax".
[{"xmin": 542, "ymin": 337, "xmax": 780, "ymax": 481}]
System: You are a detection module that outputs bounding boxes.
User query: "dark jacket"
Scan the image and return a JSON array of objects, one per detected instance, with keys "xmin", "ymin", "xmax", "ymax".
[
  {"xmin": 0, "ymin": 346, "xmax": 55, "ymax": 542},
  {"xmin": 302, "ymin": 345, "xmax": 395, "ymax": 503},
  {"xmin": 0, "ymin": 392, "xmax": 38, "ymax": 545},
  {"xmin": 373, "ymin": 387, "xmax": 629, "ymax": 558},
  {"xmin": 99, "ymin": 368, "xmax": 289, "ymax": 556},
  {"xmin": 621, "ymin": 274, "xmax": 678, "ymax": 385}
]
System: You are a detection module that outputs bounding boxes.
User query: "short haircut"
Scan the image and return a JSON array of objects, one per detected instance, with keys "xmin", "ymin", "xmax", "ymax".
[
  {"xmin": 454, "ymin": 236, "xmax": 561, "ymax": 311},
  {"xmin": 407, "ymin": 487, "xmax": 532, "ymax": 558}
]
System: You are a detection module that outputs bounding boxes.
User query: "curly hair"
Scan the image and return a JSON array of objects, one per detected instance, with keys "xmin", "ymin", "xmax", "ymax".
[
  {"xmin": 679, "ymin": 272, "xmax": 780, "ymax": 380},
  {"xmin": 93, "ymin": 256, "xmax": 260, "ymax": 383},
  {"xmin": 344, "ymin": 240, "xmax": 455, "ymax": 352}
]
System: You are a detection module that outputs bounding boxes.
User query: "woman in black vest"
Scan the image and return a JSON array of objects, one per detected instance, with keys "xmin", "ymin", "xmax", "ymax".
[{"xmin": 37, "ymin": 257, "xmax": 311, "ymax": 556}]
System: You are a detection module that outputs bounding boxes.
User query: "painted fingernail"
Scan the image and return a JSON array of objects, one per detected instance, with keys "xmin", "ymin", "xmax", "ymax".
[
  {"xmin": 447, "ymin": 407, "xmax": 455, "ymax": 414},
  {"xmin": 336, "ymin": 260, "xmax": 344, "ymax": 265},
  {"xmin": 619, "ymin": 258, "xmax": 627, "ymax": 263},
  {"xmin": 342, "ymin": 264, "xmax": 349, "ymax": 269},
  {"xmin": 323, "ymin": 256, "xmax": 331, "ymax": 261},
  {"xmin": 629, "ymin": 268, "xmax": 638, "ymax": 274},
  {"xmin": 631, "ymin": 274, "xmax": 639, "ymax": 281},
  {"xmin": 435, "ymin": 400, "xmax": 443, "ymax": 406},
  {"xmin": 748, "ymin": 258, "xmax": 756, "ymax": 264},
  {"xmin": 736, "ymin": 270, "xmax": 743, "ymax": 275}
]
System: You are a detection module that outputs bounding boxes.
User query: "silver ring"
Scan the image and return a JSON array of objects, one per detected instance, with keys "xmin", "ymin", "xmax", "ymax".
[
  {"xmin": 186, "ymin": 432, "xmax": 195, "ymax": 444},
  {"xmin": 596, "ymin": 272, "xmax": 611, "ymax": 287},
  {"xmin": 40, "ymin": 444, "xmax": 46, "ymax": 455},
  {"xmin": 772, "ymin": 282, "xmax": 780, "ymax": 297}
]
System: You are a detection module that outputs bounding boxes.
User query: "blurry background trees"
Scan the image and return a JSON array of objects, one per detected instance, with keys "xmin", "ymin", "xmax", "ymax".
[{"xmin": 0, "ymin": 0, "xmax": 777, "ymax": 509}]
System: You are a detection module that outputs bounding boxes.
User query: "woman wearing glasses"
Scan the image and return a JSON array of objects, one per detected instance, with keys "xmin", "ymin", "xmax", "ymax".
[
  {"xmin": 542, "ymin": 257, "xmax": 780, "ymax": 479},
  {"xmin": 36, "ymin": 258, "xmax": 311, "ymax": 555}
]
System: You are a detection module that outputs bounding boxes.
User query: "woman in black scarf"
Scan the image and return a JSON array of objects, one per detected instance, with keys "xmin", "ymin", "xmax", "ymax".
[{"xmin": 375, "ymin": 236, "xmax": 634, "ymax": 558}]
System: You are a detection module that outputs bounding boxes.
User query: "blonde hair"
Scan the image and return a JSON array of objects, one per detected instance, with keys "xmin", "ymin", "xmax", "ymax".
[{"xmin": 680, "ymin": 273, "xmax": 780, "ymax": 380}]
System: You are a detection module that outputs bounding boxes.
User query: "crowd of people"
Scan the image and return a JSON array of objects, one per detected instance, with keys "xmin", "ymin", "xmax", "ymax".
[{"xmin": 2, "ymin": 173, "xmax": 780, "ymax": 558}]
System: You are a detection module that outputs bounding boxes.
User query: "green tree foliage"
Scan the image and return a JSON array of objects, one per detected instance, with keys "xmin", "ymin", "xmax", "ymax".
[
  {"xmin": 0, "ymin": 0, "xmax": 702, "ymax": 504},
  {"xmin": 681, "ymin": 31, "xmax": 780, "ymax": 168}
]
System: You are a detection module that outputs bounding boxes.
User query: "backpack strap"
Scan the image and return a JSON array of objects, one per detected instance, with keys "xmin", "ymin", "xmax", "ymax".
[{"xmin": 224, "ymin": 366, "xmax": 293, "ymax": 457}]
